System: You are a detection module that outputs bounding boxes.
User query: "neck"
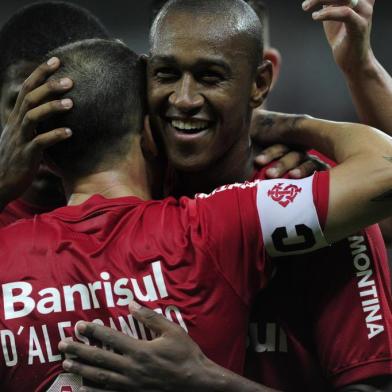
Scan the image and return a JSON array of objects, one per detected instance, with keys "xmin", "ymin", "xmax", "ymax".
[
  {"xmin": 174, "ymin": 136, "xmax": 254, "ymax": 197},
  {"xmin": 64, "ymin": 136, "xmax": 151, "ymax": 206}
]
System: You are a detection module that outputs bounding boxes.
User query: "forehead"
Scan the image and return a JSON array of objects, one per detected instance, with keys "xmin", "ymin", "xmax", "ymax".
[{"xmin": 150, "ymin": 12, "xmax": 252, "ymax": 66}]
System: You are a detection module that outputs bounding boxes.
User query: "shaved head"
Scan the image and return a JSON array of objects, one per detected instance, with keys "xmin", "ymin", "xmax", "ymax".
[{"xmin": 150, "ymin": 0, "xmax": 264, "ymax": 69}]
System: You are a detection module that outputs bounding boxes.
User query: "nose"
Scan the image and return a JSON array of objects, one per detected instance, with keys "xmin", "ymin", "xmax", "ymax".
[{"xmin": 169, "ymin": 73, "xmax": 204, "ymax": 114}]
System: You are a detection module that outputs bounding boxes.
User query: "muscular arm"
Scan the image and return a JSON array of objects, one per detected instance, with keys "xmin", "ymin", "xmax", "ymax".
[
  {"xmin": 252, "ymin": 111, "xmax": 392, "ymax": 243},
  {"xmin": 338, "ymin": 376, "xmax": 392, "ymax": 392},
  {"xmin": 304, "ymin": 0, "xmax": 392, "ymax": 243},
  {"xmin": 303, "ymin": 0, "xmax": 392, "ymax": 136},
  {"xmin": 344, "ymin": 55, "xmax": 392, "ymax": 136}
]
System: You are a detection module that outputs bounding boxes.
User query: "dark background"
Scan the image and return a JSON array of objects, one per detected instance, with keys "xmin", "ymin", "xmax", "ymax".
[{"xmin": 0, "ymin": 0, "xmax": 391, "ymax": 120}]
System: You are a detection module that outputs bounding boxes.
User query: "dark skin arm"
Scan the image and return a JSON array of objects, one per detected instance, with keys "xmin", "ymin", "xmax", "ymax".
[
  {"xmin": 303, "ymin": 0, "xmax": 392, "ymax": 136},
  {"xmin": 338, "ymin": 377, "xmax": 392, "ymax": 392},
  {"xmin": 303, "ymin": 0, "xmax": 392, "ymax": 245},
  {"xmin": 0, "ymin": 57, "xmax": 73, "ymax": 211},
  {"xmin": 59, "ymin": 302, "xmax": 279, "ymax": 392},
  {"xmin": 59, "ymin": 303, "xmax": 392, "ymax": 392}
]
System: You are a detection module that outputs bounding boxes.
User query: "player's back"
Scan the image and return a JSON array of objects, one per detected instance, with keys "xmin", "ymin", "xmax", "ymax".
[{"xmin": 0, "ymin": 192, "xmax": 265, "ymax": 391}]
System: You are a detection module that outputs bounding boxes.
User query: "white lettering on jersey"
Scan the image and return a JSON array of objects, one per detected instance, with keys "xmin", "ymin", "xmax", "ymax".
[
  {"xmin": 349, "ymin": 236, "xmax": 385, "ymax": 339},
  {"xmin": 28, "ymin": 326, "xmax": 45, "ymax": 365},
  {"xmin": 2, "ymin": 261, "xmax": 168, "ymax": 320},
  {"xmin": 248, "ymin": 322, "xmax": 288, "ymax": 353},
  {"xmin": 46, "ymin": 373, "xmax": 82, "ymax": 392},
  {"xmin": 0, "ymin": 329, "xmax": 17, "ymax": 366},
  {"xmin": 257, "ymin": 176, "xmax": 328, "ymax": 257}
]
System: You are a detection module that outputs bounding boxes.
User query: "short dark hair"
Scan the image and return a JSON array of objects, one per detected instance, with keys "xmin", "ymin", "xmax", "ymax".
[
  {"xmin": 150, "ymin": 0, "xmax": 264, "ymax": 69},
  {"xmin": 151, "ymin": 0, "xmax": 270, "ymax": 47},
  {"xmin": 39, "ymin": 39, "xmax": 146, "ymax": 177},
  {"xmin": 245, "ymin": 0, "xmax": 270, "ymax": 46},
  {"xmin": 0, "ymin": 1, "xmax": 110, "ymax": 86}
]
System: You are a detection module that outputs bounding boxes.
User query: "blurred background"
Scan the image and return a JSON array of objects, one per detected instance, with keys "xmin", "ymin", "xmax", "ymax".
[{"xmin": 0, "ymin": 0, "xmax": 390, "ymax": 120}]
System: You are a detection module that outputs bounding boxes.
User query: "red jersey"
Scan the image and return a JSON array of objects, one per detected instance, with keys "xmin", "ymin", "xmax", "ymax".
[
  {"xmin": 0, "ymin": 174, "xmax": 328, "ymax": 392},
  {"xmin": 245, "ymin": 157, "xmax": 392, "ymax": 390},
  {"xmin": 0, "ymin": 199, "xmax": 52, "ymax": 228}
]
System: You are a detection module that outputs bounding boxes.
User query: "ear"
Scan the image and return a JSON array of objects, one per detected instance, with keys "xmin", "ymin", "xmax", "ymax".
[
  {"xmin": 263, "ymin": 47, "xmax": 282, "ymax": 91},
  {"xmin": 141, "ymin": 115, "xmax": 159, "ymax": 159},
  {"xmin": 250, "ymin": 60, "xmax": 273, "ymax": 109},
  {"xmin": 139, "ymin": 53, "xmax": 149, "ymax": 65}
]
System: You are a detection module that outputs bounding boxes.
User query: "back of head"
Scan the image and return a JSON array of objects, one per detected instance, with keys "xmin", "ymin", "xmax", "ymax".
[
  {"xmin": 0, "ymin": 1, "xmax": 110, "ymax": 86},
  {"xmin": 151, "ymin": 0, "xmax": 264, "ymax": 69},
  {"xmin": 39, "ymin": 39, "xmax": 146, "ymax": 178},
  {"xmin": 151, "ymin": 0, "xmax": 170, "ymax": 25}
]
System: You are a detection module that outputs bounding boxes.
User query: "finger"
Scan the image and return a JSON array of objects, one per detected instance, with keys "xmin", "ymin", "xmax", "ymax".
[
  {"xmin": 254, "ymin": 144, "xmax": 290, "ymax": 166},
  {"xmin": 21, "ymin": 98, "xmax": 73, "ymax": 140},
  {"xmin": 288, "ymin": 160, "xmax": 319, "ymax": 179},
  {"xmin": 14, "ymin": 57, "xmax": 60, "ymax": 113},
  {"xmin": 27, "ymin": 128, "xmax": 72, "ymax": 154},
  {"xmin": 76, "ymin": 321, "xmax": 139, "ymax": 353},
  {"xmin": 263, "ymin": 151, "xmax": 306, "ymax": 178},
  {"xmin": 311, "ymin": 6, "xmax": 365, "ymax": 32},
  {"xmin": 269, "ymin": 151, "xmax": 307, "ymax": 177},
  {"xmin": 58, "ymin": 340, "xmax": 129, "ymax": 373},
  {"xmin": 288, "ymin": 156, "xmax": 329, "ymax": 178},
  {"xmin": 62, "ymin": 359, "xmax": 132, "ymax": 390},
  {"xmin": 19, "ymin": 77, "xmax": 73, "ymax": 118},
  {"xmin": 129, "ymin": 301, "xmax": 179, "ymax": 336},
  {"xmin": 303, "ymin": 0, "xmax": 372, "ymax": 14}
]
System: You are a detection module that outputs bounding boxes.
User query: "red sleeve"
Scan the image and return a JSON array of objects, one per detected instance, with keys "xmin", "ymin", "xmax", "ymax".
[
  {"xmin": 189, "ymin": 182, "xmax": 268, "ymax": 306},
  {"xmin": 306, "ymin": 224, "xmax": 392, "ymax": 387},
  {"xmin": 189, "ymin": 173, "xmax": 331, "ymax": 306}
]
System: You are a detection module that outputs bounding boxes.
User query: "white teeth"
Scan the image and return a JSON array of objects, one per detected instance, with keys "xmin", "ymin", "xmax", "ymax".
[{"xmin": 171, "ymin": 120, "xmax": 209, "ymax": 131}]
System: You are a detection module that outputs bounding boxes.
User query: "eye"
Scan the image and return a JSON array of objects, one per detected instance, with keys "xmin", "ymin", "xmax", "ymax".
[
  {"xmin": 154, "ymin": 68, "xmax": 179, "ymax": 82},
  {"xmin": 199, "ymin": 71, "xmax": 224, "ymax": 85}
]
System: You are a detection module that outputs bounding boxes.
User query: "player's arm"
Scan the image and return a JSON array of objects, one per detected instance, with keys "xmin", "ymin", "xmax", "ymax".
[
  {"xmin": 59, "ymin": 302, "xmax": 280, "ymax": 392},
  {"xmin": 303, "ymin": 0, "xmax": 392, "ymax": 136},
  {"xmin": 252, "ymin": 110, "xmax": 392, "ymax": 243},
  {"xmin": 303, "ymin": 0, "xmax": 392, "ymax": 245},
  {"xmin": 0, "ymin": 57, "xmax": 73, "ymax": 211},
  {"xmin": 338, "ymin": 377, "xmax": 392, "ymax": 392}
]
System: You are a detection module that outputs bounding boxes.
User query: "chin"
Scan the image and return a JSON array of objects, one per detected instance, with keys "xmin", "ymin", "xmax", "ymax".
[{"xmin": 170, "ymin": 153, "xmax": 212, "ymax": 173}]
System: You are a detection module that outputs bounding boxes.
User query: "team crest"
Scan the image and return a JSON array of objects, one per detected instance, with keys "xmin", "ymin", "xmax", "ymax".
[{"xmin": 267, "ymin": 183, "xmax": 302, "ymax": 207}]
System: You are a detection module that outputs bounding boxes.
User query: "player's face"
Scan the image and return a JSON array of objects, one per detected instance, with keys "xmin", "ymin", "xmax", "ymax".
[
  {"xmin": 147, "ymin": 13, "xmax": 264, "ymax": 171},
  {"xmin": 0, "ymin": 61, "xmax": 36, "ymax": 130}
]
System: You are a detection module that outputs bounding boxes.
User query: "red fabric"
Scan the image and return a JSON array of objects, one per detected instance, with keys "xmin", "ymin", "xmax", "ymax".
[
  {"xmin": 0, "ymin": 174, "xmax": 329, "ymax": 391},
  {"xmin": 0, "ymin": 199, "xmax": 53, "ymax": 227},
  {"xmin": 0, "ymin": 187, "xmax": 267, "ymax": 391},
  {"xmin": 244, "ymin": 158, "xmax": 392, "ymax": 390}
]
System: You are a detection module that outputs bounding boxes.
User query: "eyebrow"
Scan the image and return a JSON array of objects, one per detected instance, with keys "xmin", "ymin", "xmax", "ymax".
[{"xmin": 149, "ymin": 55, "xmax": 231, "ymax": 74}]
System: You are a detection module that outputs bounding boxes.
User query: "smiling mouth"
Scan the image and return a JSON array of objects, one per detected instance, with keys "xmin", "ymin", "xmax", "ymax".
[{"xmin": 170, "ymin": 119, "xmax": 211, "ymax": 134}]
